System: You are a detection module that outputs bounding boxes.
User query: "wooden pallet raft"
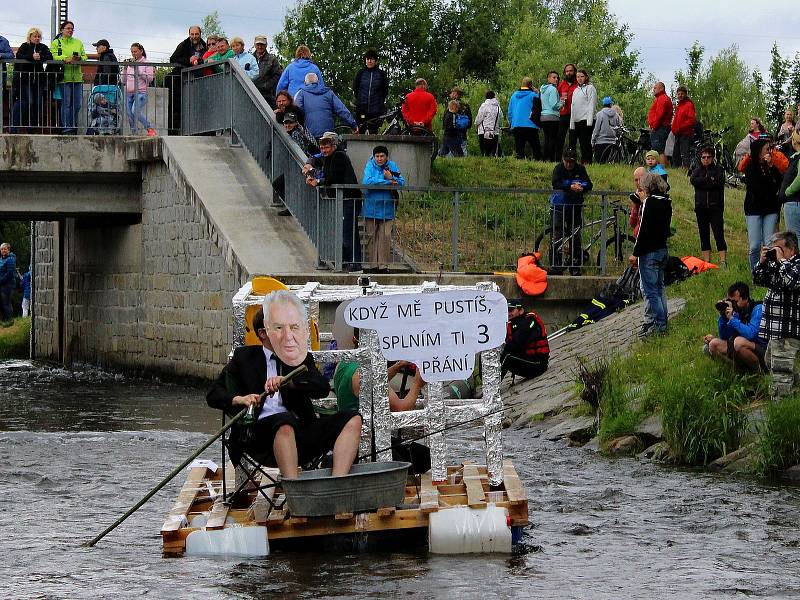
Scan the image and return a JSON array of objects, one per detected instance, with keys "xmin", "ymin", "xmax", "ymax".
[{"xmin": 161, "ymin": 460, "xmax": 529, "ymax": 555}]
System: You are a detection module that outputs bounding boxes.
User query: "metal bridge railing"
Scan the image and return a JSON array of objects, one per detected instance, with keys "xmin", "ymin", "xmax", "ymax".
[{"xmin": 0, "ymin": 59, "xmax": 182, "ymax": 135}]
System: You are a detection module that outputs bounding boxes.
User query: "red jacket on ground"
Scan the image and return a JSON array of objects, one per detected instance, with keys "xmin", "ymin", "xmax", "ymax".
[
  {"xmin": 402, "ymin": 87, "xmax": 437, "ymax": 131},
  {"xmin": 672, "ymin": 98, "xmax": 696, "ymax": 136},
  {"xmin": 557, "ymin": 80, "xmax": 577, "ymax": 117},
  {"xmin": 647, "ymin": 91, "xmax": 673, "ymax": 130}
]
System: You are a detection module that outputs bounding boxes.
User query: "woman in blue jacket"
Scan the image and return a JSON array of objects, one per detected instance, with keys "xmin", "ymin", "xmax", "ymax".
[
  {"xmin": 507, "ymin": 77, "xmax": 541, "ymax": 160},
  {"xmin": 276, "ymin": 45, "xmax": 324, "ymax": 97},
  {"xmin": 362, "ymin": 145, "xmax": 405, "ymax": 272},
  {"xmin": 0, "ymin": 243, "xmax": 17, "ymax": 323}
]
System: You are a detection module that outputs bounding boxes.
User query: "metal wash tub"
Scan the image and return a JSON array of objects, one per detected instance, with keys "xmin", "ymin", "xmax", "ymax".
[{"xmin": 282, "ymin": 461, "xmax": 411, "ymax": 517}]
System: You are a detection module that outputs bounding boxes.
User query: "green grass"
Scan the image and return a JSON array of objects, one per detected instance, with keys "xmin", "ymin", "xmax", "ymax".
[
  {"xmin": 755, "ymin": 393, "xmax": 800, "ymax": 476},
  {"xmin": 0, "ymin": 317, "xmax": 30, "ymax": 359}
]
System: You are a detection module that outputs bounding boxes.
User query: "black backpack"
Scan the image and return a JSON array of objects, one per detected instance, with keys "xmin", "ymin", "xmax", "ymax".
[
  {"xmin": 529, "ymin": 94, "xmax": 543, "ymax": 127},
  {"xmin": 664, "ymin": 256, "xmax": 693, "ymax": 285}
]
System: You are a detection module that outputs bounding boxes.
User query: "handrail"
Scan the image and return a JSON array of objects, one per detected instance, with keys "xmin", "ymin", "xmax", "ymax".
[
  {"xmin": 324, "ymin": 183, "xmax": 631, "ymax": 195},
  {"xmin": 0, "ymin": 58, "xmax": 181, "ymax": 68}
]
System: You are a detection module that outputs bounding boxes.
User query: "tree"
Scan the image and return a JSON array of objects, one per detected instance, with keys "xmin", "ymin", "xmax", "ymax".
[
  {"xmin": 202, "ymin": 11, "xmax": 225, "ymax": 39},
  {"xmin": 767, "ymin": 42, "xmax": 788, "ymax": 130},
  {"xmin": 787, "ymin": 52, "xmax": 800, "ymax": 109},
  {"xmin": 275, "ymin": 0, "xmax": 438, "ymax": 104},
  {"xmin": 497, "ymin": 1, "xmax": 647, "ymax": 125}
]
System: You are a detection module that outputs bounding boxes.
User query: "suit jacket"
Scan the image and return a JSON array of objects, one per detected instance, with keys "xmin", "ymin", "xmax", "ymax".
[{"xmin": 206, "ymin": 345, "xmax": 329, "ymax": 426}]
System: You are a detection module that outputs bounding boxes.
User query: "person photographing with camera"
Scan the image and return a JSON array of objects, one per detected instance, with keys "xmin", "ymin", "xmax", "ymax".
[
  {"xmin": 752, "ymin": 231, "xmax": 800, "ymax": 344},
  {"xmin": 702, "ymin": 282, "xmax": 766, "ymax": 371}
]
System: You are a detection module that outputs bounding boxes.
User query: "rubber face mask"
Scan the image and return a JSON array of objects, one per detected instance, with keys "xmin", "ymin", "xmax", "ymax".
[{"xmin": 266, "ymin": 302, "xmax": 309, "ymax": 367}]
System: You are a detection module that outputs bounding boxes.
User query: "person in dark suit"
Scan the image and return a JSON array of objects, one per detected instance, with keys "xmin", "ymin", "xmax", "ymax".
[{"xmin": 207, "ymin": 292, "xmax": 361, "ymax": 478}]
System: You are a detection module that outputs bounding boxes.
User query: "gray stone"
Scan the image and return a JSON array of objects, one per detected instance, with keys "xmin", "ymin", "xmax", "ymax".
[
  {"xmin": 635, "ymin": 413, "xmax": 663, "ymax": 442},
  {"xmin": 607, "ymin": 435, "xmax": 642, "ymax": 456},
  {"xmin": 781, "ymin": 465, "xmax": 800, "ymax": 483},
  {"xmin": 638, "ymin": 441, "xmax": 670, "ymax": 462},
  {"xmin": 543, "ymin": 415, "xmax": 597, "ymax": 442},
  {"xmin": 709, "ymin": 443, "xmax": 755, "ymax": 472}
]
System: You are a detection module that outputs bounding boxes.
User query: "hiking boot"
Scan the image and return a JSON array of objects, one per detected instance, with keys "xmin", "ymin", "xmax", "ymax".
[
  {"xmin": 146, "ymin": 128, "xmax": 157, "ymax": 137},
  {"xmin": 277, "ymin": 208, "xmax": 291, "ymax": 216}
]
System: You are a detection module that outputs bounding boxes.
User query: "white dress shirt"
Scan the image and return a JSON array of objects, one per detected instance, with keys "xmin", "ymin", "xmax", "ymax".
[{"xmin": 259, "ymin": 347, "xmax": 288, "ymax": 419}]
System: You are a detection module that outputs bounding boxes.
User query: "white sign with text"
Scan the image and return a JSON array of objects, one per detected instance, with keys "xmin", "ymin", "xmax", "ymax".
[{"xmin": 344, "ymin": 290, "xmax": 507, "ymax": 381}]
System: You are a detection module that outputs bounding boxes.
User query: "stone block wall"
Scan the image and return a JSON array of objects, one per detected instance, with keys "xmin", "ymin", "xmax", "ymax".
[{"xmin": 35, "ymin": 161, "xmax": 249, "ymax": 380}]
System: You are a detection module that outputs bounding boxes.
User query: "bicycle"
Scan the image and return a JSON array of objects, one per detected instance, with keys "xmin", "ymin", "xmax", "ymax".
[
  {"xmin": 598, "ymin": 126, "xmax": 649, "ymax": 166},
  {"xmin": 533, "ymin": 197, "xmax": 636, "ymax": 273},
  {"xmin": 359, "ymin": 94, "xmax": 439, "ymax": 161}
]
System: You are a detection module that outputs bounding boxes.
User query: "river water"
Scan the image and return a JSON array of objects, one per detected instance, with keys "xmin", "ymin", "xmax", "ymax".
[{"xmin": 2, "ymin": 362, "xmax": 799, "ymax": 599}]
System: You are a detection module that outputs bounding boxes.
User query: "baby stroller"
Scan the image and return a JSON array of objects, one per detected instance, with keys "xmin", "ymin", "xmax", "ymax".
[{"xmin": 87, "ymin": 84, "xmax": 120, "ymax": 135}]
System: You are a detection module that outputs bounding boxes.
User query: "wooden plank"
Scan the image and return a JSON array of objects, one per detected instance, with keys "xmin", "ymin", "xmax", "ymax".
[
  {"xmin": 161, "ymin": 467, "xmax": 208, "ymax": 533},
  {"xmin": 205, "ymin": 498, "xmax": 231, "ymax": 530},
  {"xmin": 419, "ymin": 472, "xmax": 440, "ymax": 513},
  {"xmin": 377, "ymin": 507, "xmax": 396, "ymax": 517},
  {"xmin": 335, "ymin": 512, "xmax": 354, "ymax": 521},
  {"xmin": 502, "ymin": 460, "xmax": 527, "ymax": 506},
  {"xmin": 463, "ymin": 464, "xmax": 487, "ymax": 509},
  {"xmin": 266, "ymin": 508, "xmax": 429, "ymax": 540},
  {"xmin": 249, "ymin": 468, "xmax": 280, "ymax": 524}
]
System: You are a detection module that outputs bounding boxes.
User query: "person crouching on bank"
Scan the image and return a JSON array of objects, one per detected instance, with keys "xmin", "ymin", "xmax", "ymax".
[{"xmin": 501, "ymin": 299, "xmax": 549, "ymax": 380}]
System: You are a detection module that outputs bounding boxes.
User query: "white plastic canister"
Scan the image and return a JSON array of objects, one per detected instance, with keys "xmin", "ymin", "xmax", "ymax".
[{"xmin": 428, "ymin": 504, "xmax": 512, "ymax": 554}]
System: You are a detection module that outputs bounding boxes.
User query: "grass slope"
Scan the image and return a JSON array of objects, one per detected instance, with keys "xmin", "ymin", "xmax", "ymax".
[{"xmin": 0, "ymin": 317, "xmax": 30, "ymax": 360}]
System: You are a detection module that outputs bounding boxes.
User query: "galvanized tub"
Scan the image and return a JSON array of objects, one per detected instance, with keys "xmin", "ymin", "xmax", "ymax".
[{"xmin": 282, "ymin": 461, "xmax": 411, "ymax": 517}]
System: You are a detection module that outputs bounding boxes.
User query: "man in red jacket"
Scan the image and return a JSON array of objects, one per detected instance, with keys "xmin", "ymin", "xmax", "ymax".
[
  {"xmin": 647, "ymin": 81, "xmax": 673, "ymax": 167},
  {"xmin": 555, "ymin": 63, "xmax": 578, "ymax": 159},
  {"xmin": 401, "ymin": 78, "xmax": 437, "ymax": 132},
  {"xmin": 671, "ymin": 85, "xmax": 696, "ymax": 169}
]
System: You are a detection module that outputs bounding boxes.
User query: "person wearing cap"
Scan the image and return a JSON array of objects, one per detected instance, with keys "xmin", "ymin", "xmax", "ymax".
[
  {"xmin": 168, "ymin": 26, "xmax": 208, "ymax": 133},
  {"xmin": 295, "ymin": 72, "xmax": 357, "ymax": 139},
  {"xmin": 230, "ymin": 37, "xmax": 259, "ymax": 81},
  {"xmin": 501, "ymin": 299, "xmax": 549, "ymax": 381},
  {"xmin": 361, "ymin": 145, "xmax": 405, "ymax": 272},
  {"xmin": 281, "ymin": 111, "xmax": 318, "ymax": 156},
  {"xmin": 550, "ymin": 148, "xmax": 593, "ymax": 274},
  {"xmin": 671, "ymin": 85, "xmax": 696, "ymax": 169},
  {"xmin": 690, "ymin": 146, "xmax": 727, "ymax": 266},
  {"xmin": 352, "ymin": 49, "xmax": 389, "ymax": 134},
  {"xmin": 401, "ymin": 78, "xmax": 437, "ymax": 132},
  {"xmin": 644, "ymin": 149, "xmax": 669, "ymax": 187},
  {"xmin": 647, "ymin": 82, "xmax": 673, "ymax": 167},
  {"xmin": 252, "ymin": 34, "xmax": 282, "ymax": 108},
  {"xmin": 591, "ymin": 95, "xmax": 621, "ymax": 163},
  {"xmin": 303, "ymin": 132, "xmax": 362, "ymax": 271},
  {"xmin": 276, "ymin": 45, "xmax": 324, "ymax": 97},
  {"xmin": 90, "ymin": 38, "xmax": 119, "ymax": 86}
]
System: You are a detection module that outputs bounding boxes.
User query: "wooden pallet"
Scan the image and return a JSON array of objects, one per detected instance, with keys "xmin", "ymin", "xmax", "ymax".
[{"xmin": 161, "ymin": 460, "xmax": 528, "ymax": 556}]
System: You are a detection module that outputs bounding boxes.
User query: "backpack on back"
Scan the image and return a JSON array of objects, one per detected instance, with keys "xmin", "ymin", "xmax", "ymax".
[
  {"xmin": 455, "ymin": 112, "xmax": 470, "ymax": 130},
  {"xmin": 529, "ymin": 94, "xmax": 543, "ymax": 126}
]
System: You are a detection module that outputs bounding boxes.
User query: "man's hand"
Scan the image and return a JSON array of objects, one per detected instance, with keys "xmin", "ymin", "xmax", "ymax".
[
  {"xmin": 570, "ymin": 182, "xmax": 583, "ymax": 192},
  {"xmin": 774, "ymin": 245, "xmax": 786, "ymax": 261},
  {"xmin": 724, "ymin": 304, "xmax": 734, "ymax": 321},
  {"xmin": 383, "ymin": 168, "xmax": 393, "ymax": 179},
  {"xmin": 306, "ymin": 176, "xmax": 319, "ymax": 187},
  {"xmin": 703, "ymin": 334, "xmax": 714, "ymax": 344},
  {"xmin": 190, "ymin": 55, "xmax": 199, "ymax": 65},
  {"xmin": 233, "ymin": 393, "xmax": 261, "ymax": 407},
  {"xmin": 301, "ymin": 164, "xmax": 313, "ymax": 175},
  {"xmin": 759, "ymin": 246, "xmax": 770, "ymax": 264},
  {"xmin": 628, "ymin": 255, "xmax": 638, "ymax": 269},
  {"xmin": 264, "ymin": 376, "xmax": 284, "ymax": 396}
]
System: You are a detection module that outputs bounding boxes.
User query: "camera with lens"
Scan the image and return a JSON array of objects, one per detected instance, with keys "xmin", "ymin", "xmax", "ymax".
[
  {"xmin": 766, "ymin": 248, "xmax": 778, "ymax": 262},
  {"xmin": 715, "ymin": 299, "xmax": 733, "ymax": 314}
]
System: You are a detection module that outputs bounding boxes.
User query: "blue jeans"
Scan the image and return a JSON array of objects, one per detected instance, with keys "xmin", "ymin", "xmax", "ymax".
[
  {"xmin": 784, "ymin": 202, "xmax": 800, "ymax": 238},
  {"xmin": 10, "ymin": 81, "xmax": 39, "ymax": 132},
  {"xmin": 638, "ymin": 247, "xmax": 668, "ymax": 332},
  {"xmin": 745, "ymin": 213, "xmax": 779, "ymax": 269},
  {"xmin": 0, "ymin": 285, "xmax": 14, "ymax": 321},
  {"xmin": 59, "ymin": 82, "xmax": 83, "ymax": 134},
  {"xmin": 127, "ymin": 92, "xmax": 151, "ymax": 132}
]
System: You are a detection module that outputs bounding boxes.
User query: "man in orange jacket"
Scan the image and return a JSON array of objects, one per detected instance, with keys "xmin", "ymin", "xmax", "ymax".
[
  {"xmin": 401, "ymin": 78, "xmax": 437, "ymax": 132},
  {"xmin": 647, "ymin": 82, "xmax": 673, "ymax": 167}
]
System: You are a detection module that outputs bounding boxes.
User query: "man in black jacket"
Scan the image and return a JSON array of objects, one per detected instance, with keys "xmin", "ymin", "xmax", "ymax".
[
  {"xmin": 550, "ymin": 148, "xmax": 593, "ymax": 274},
  {"xmin": 207, "ymin": 295, "xmax": 361, "ymax": 478},
  {"xmin": 252, "ymin": 35, "xmax": 282, "ymax": 108},
  {"xmin": 501, "ymin": 299, "xmax": 549, "ymax": 380},
  {"xmin": 303, "ymin": 132, "xmax": 363, "ymax": 271},
  {"xmin": 352, "ymin": 49, "xmax": 388, "ymax": 134},
  {"xmin": 630, "ymin": 171, "xmax": 673, "ymax": 337},
  {"xmin": 167, "ymin": 26, "xmax": 208, "ymax": 133},
  {"xmin": 91, "ymin": 39, "xmax": 119, "ymax": 86},
  {"xmin": 689, "ymin": 146, "xmax": 727, "ymax": 266}
]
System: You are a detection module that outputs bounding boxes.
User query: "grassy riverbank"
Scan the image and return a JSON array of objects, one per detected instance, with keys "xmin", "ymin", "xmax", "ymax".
[
  {"xmin": 0, "ymin": 318, "xmax": 30, "ymax": 360},
  {"xmin": 432, "ymin": 156, "xmax": 799, "ymax": 476}
]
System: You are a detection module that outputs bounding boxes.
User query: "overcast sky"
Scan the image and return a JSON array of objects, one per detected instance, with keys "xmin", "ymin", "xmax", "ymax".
[{"xmin": 2, "ymin": 0, "xmax": 799, "ymax": 85}]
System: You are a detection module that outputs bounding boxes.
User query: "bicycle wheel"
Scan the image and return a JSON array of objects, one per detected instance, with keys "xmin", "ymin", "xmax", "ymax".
[
  {"xmin": 596, "ymin": 234, "xmax": 637, "ymax": 266},
  {"xmin": 535, "ymin": 228, "xmax": 573, "ymax": 274},
  {"xmin": 600, "ymin": 144, "xmax": 622, "ymax": 164},
  {"xmin": 401, "ymin": 125, "xmax": 439, "ymax": 162}
]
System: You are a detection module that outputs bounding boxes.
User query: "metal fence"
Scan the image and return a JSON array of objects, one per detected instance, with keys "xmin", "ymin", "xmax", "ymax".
[
  {"xmin": 324, "ymin": 185, "xmax": 634, "ymax": 274},
  {"xmin": 0, "ymin": 59, "xmax": 181, "ymax": 134}
]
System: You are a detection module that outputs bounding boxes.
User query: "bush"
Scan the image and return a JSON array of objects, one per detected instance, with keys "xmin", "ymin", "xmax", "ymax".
[
  {"xmin": 756, "ymin": 394, "xmax": 800, "ymax": 476},
  {"xmin": 597, "ymin": 359, "xmax": 644, "ymax": 441}
]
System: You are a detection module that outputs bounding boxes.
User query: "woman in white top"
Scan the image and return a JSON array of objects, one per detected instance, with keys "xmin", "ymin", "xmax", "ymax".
[
  {"xmin": 569, "ymin": 69, "xmax": 597, "ymax": 163},
  {"xmin": 474, "ymin": 90, "xmax": 503, "ymax": 157}
]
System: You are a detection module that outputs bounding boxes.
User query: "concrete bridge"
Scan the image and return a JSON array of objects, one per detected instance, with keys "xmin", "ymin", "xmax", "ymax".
[{"xmin": 0, "ymin": 131, "xmax": 617, "ymax": 379}]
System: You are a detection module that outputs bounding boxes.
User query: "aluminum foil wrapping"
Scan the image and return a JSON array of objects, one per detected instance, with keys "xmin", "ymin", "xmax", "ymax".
[
  {"xmin": 365, "ymin": 322, "xmax": 393, "ymax": 462},
  {"xmin": 481, "ymin": 346, "xmax": 504, "ymax": 486},
  {"xmin": 425, "ymin": 381, "xmax": 448, "ymax": 482},
  {"xmin": 231, "ymin": 281, "xmax": 253, "ymax": 351}
]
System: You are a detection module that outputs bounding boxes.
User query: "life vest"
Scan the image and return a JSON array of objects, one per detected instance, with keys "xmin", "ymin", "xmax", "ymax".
[
  {"xmin": 516, "ymin": 253, "xmax": 548, "ymax": 296},
  {"xmin": 506, "ymin": 311, "xmax": 550, "ymax": 358},
  {"xmin": 680, "ymin": 255, "xmax": 718, "ymax": 273}
]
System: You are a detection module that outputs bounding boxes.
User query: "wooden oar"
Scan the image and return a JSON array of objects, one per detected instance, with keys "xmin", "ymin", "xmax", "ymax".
[{"xmin": 84, "ymin": 364, "xmax": 308, "ymax": 548}]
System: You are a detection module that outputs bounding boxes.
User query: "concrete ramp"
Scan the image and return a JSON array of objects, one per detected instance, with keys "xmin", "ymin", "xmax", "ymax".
[{"xmin": 159, "ymin": 136, "xmax": 318, "ymax": 275}]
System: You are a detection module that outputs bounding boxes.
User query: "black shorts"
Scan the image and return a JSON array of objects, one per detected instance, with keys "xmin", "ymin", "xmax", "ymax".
[
  {"xmin": 246, "ymin": 410, "xmax": 361, "ymax": 464},
  {"xmin": 650, "ymin": 127, "xmax": 670, "ymax": 153}
]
